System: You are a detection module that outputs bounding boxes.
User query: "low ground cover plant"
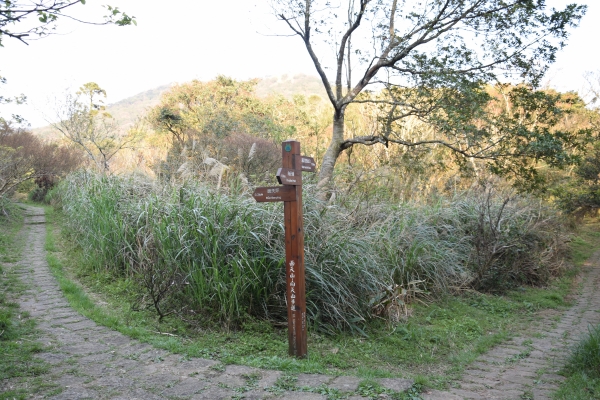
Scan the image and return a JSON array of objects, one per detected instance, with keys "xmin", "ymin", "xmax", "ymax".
[
  {"xmin": 555, "ymin": 324, "xmax": 600, "ymax": 399},
  {"xmin": 52, "ymin": 171, "xmax": 569, "ymax": 335}
]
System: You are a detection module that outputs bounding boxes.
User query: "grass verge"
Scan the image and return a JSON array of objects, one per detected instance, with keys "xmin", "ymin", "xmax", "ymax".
[
  {"xmin": 0, "ymin": 203, "xmax": 50, "ymax": 399},
  {"xmin": 553, "ymin": 220, "xmax": 600, "ymax": 400},
  {"xmin": 42, "ymin": 205, "xmax": 596, "ymax": 393},
  {"xmin": 554, "ymin": 324, "xmax": 600, "ymax": 400}
]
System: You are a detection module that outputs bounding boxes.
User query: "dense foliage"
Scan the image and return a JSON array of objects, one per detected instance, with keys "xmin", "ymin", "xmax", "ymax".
[
  {"xmin": 146, "ymin": 77, "xmax": 326, "ymax": 185},
  {"xmin": 273, "ymin": 0, "xmax": 587, "ymax": 190},
  {"xmin": 0, "ymin": 122, "xmax": 81, "ymax": 200},
  {"xmin": 144, "ymin": 76, "xmax": 596, "ymax": 198},
  {"xmin": 0, "ymin": 0, "xmax": 134, "ymax": 46},
  {"xmin": 54, "ymin": 172, "xmax": 568, "ymax": 334}
]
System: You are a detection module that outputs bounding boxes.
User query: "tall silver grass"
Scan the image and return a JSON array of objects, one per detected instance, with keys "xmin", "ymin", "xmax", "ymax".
[{"xmin": 55, "ymin": 172, "xmax": 568, "ymax": 332}]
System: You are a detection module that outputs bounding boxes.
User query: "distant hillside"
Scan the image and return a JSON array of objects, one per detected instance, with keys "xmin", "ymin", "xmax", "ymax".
[
  {"xmin": 32, "ymin": 123, "xmax": 61, "ymax": 141},
  {"xmin": 107, "ymin": 84, "xmax": 172, "ymax": 130},
  {"xmin": 33, "ymin": 84, "xmax": 172, "ymax": 140},
  {"xmin": 34, "ymin": 75, "xmax": 326, "ymax": 140}
]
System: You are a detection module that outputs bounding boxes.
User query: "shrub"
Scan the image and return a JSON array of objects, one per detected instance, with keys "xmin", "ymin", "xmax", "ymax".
[
  {"xmin": 459, "ymin": 186, "xmax": 568, "ymax": 291},
  {"xmin": 29, "ymin": 175, "xmax": 58, "ymax": 203},
  {"xmin": 0, "ymin": 196, "xmax": 20, "ymax": 219},
  {"xmin": 55, "ymin": 172, "xmax": 569, "ymax": 333}
]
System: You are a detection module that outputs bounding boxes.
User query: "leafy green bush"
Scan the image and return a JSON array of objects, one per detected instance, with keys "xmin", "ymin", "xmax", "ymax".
[{"xmin": 54, "ymin": 172, "xmax": 569, "ymax": 333}]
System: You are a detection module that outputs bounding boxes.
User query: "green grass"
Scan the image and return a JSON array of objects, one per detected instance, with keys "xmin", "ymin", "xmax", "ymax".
[
  {"xmin": 40, "ymin": 174, "xmax": 597, "ymax": 394},
  {"xmin": 554, "ymin": 323, "xmax": 600, "ymax": 400},
  {"xmin": 0, "ymin": 201, "xmax": 24, "ymax": 263},
  {"xmin": 42, "ymin": 174, "xmax": 600, "ymax": 400},
  {"xmin": 564, "ymin": 324, "xmax": 600, "ymax": 375},
  {"xmin": 0, "ymin": 202, "xmax": 51, "ymax": 399},
  {"xmin": 569, "ymin": 221, "xmax": 600, "ymax": 267},
  {"xmin": 554, "ymin": 371, "xmax": 600, "ymax": 400}
]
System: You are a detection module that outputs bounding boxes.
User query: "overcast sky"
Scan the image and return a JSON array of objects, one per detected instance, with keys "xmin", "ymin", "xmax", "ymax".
[{"xmin": 2, "ymin": 0, "xmax": 598, "ymax": 128}]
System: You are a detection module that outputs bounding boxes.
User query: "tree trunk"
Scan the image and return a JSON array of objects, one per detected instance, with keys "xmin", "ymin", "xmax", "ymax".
[{"xmin": 317, "ymin": 108, "xmax": 346, "ymax": 199}]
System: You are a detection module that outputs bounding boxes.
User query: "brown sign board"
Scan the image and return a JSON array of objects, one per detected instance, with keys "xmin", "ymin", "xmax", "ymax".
[
  {"xmin": 252, "ymin": 186, "xmax": 296, "ymax": 202},
  {"xmin": 294, "ymin": 155, "xmax": 316, "ymax": 172},
  {"xmin": 276, "ymin": 168, "xmax": 302, "ymax": 186}
]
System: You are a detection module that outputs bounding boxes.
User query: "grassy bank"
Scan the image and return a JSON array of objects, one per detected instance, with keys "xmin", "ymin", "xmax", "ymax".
[{"xmin": 555, "ymin": 324, "xmax": 600, "ymax": 400}]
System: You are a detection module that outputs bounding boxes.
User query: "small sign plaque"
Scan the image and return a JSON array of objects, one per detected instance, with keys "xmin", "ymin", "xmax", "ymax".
[
  {"xmin": 252, "ymin": 186, "xmax": 296, "ymax": 202},
  {"xmin": 294, "ymin": 155, "xmax": 316, "ymax": 172},
  {"xmin": 276, "ymin": 168, "xmax": 302, "ymax": 186}
]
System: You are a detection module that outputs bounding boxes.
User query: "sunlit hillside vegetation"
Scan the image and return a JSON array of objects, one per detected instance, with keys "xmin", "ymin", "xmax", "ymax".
[
  {"xmin": 3, "ymin": 73, "xmax": 600, "ymax": 335},
  {"xmin": 31, "ymin": 75, "xmax": 324, "ymax": 140}
]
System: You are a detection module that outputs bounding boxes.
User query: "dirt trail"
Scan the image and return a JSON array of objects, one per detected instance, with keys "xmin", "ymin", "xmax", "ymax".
[{"xmin": 3, "ymin": 205, "xmax": 600, "ymax": 399}]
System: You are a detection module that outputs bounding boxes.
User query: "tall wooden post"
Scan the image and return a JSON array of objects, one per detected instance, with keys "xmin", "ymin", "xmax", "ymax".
[
  {"xmin": 253, "ymin": 140, "xmax": 315, "ymax": 358},
  {"xmin": 281, "ymin": 140, "xmax": 307, "ymax": 358}
]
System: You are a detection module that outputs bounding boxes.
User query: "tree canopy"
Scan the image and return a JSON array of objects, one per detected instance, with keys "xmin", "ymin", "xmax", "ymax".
[
  {"xmin": 147, "ymin": 77, "xmax": 301, "ymax": 184},
  {"xmin": 272, "ymin": 0, "xmax": 587, "ymax": 193},
  {"xmin": 0, "ymin": 0, "xmax": 135, "ymax": 46},
  {"xmin": 52, "ymin": 82, "xmax": 142, "ymax": 173}
]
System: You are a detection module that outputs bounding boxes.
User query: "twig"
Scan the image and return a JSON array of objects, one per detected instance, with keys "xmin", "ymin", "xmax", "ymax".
[{"xmin": 150, "ymin": 331, "xmax": 178, "ymax": 337}]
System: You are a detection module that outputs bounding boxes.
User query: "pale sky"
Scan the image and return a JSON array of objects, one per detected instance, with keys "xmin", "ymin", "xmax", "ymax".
[{"xmin": 1, "ymin": 0, "xmax": 598, "ymax": 128}]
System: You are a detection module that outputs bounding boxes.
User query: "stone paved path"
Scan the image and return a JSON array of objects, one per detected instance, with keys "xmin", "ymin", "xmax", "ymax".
[
  {"xmin": 422, "ymin": 246, "xmax": 600, "ymax": 399},
  {"xmin": 3, "ymin": 206, "xmax": 600, "ymax": 399},
  {"xmin": 2, "ymin": 206, "xmax": 414, "ymax": 399}
]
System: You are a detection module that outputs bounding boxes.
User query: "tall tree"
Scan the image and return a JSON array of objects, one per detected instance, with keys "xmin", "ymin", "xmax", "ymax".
[
  {"xmin": 272, "ymin": 0, "xmax": 586, "ymax": 192},
  {"xmin": 52, "ymin": 82, "xmax": 142, "ymax": 173},
  {"xmin": 0, "ymin": 0, "xmax": 135, "ymax": 46}
]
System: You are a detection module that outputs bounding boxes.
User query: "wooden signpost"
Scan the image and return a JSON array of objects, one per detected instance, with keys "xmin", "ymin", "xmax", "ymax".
[{"xmin": 252, "ymin": 140, "xmax": 315, "ymax": 358}]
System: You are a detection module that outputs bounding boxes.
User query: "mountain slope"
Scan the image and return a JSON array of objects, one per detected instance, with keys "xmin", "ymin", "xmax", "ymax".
[{"xmin": 33, "ymin": 75, "xmax": 325, "ymax": 140}]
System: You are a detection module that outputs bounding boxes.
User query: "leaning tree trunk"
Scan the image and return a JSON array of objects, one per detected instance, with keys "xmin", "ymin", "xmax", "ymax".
[{"xmin": 317, "ymin": 107, "xmax": 346, "ymax": 200}]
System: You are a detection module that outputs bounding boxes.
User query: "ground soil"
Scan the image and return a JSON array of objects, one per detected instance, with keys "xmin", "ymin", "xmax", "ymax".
[{"xmin": 3, "ymin": 206, "xmax": 600, "ymax": 399}]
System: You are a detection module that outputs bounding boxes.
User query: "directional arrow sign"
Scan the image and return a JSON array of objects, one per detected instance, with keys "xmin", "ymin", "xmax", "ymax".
[
  {"xmin": 277, "ymin": 168, "xmax": 302, "ymax": 185},
  {"xmin": 252, "ymin": 186, "xmax": 296, "ymax": 202},
  {"xmin": 294, "ymin": 155, "xmax": 316, "ymax": 172}
]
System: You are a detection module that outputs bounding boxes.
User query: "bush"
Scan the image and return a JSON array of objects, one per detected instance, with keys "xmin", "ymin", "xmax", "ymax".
[
  {"xmin": 54, "ymin": 172, "xmax": 569, "ymax": 333},
  {"xmin": 29, "ymin": 175, "xmax": 58, "ymax": 203},
  {"xmin": 0, "ymin": 196, "xmax": 19, "ymax": 219},
  {"xmin": 459, "ymin": 186, "xmax": 568, "ymax": 291}
]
